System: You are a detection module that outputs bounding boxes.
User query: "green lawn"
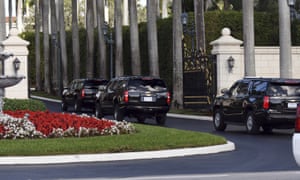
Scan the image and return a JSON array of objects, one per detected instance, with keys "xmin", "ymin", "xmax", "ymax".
[{"xmin": 0, "ymin": 124, "xmax": 226, "ymax": 156}]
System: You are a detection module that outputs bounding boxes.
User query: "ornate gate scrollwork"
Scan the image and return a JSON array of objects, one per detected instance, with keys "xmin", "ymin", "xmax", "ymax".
[{"xmin": 183, "ymin": 47, "xmax": 216, "ymax": 109}]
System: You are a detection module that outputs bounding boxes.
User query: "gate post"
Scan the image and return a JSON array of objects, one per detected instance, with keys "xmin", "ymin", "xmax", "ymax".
[{"xmin": 210, "ymin": 28, "xmax": 243, "ymax": 95}]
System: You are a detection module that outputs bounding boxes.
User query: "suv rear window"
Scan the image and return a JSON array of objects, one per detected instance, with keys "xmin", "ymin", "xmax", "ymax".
[
  {"xmin": 84, "ymin": 80, "xmax": 107, "ymax": 88},
  {"xmin": 129, "ymin": 79, "xmax": 166, "ymax": 89},
  {"xmin": 267, "ymin": 83, "xmax": 300, "ymax": 97}
]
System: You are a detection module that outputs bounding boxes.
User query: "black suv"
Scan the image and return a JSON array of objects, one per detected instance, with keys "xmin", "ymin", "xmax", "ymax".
[
  {"xmin": 212, "ymin": 77, "xmax": 300, "ymax": 134},
  {"xmin": 61, "ymin": 78, "xmax": 108, "ymax": 112},
  {"xmin": 94, "ymin": 76, "xmax": 171, "ymax": 125}
]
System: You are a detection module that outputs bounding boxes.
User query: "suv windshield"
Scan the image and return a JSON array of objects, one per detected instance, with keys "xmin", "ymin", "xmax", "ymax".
[{"xmin": 267, "ymin": 83, "xmax": 300, "ymax": 97}]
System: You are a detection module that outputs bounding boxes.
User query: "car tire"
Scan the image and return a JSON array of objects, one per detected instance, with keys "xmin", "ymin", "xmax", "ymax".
[
  {"xmin": 61, "ymin": 101, "xmax": 68, "ymax": 112},
  {"xmin": 213, "ymin": 109, "xmax": 227, "ymax": 131},
  {"xmin": 114, "ymin": 104, "xmax": 124, "ymax": 121},
  {"xmin": 262, "ymin": 125, "xmax": 273, "ymax": 134},
  {"xmin": 137, "ymin": 116, "xmax": 146, "ymax": 124},
  {"xmin": 74, "ymin": 100, "xmax": 81, "ymax": 112},
  {"xmin": 95, "ymin": 102, "xmax": 103, "ymax": 118},
  {"xmin": 156, "ymin": 114, "xmax": 166, "ymax": 126},
  {"xmin": 246, "ymin": 112, "xmax": 260, "ymax": 134}
]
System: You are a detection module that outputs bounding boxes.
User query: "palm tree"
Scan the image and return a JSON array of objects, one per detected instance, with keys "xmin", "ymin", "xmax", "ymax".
[
  {"xmin": 72, "ymin": 0, "xmax": 80, "ymax": 79},
  {"xmin": 115, "ymin": 0, "xmax": 124, "ymax": 77},
  {"xmin": 42, "ymin": 0, "xmax": 50, "ymax": 93},
  {"xmin": 129, "ymin": 0, "xmax": 141, "ymax": 75},
  {"xmin": 172, "ymin": 0, "xmax": 183, "ymax": 109},
  {"xmin": 147, "ymin": 0, "xmax": 159, "ymax": 77},
  {"xmin": 0, "ymin": 0, "xmax": 6, "ymax": 43},
  {"xmin": 194, "ymin": 0, "xmax": 206, "ymax": 52},
  {"xmin": 96, "ymin": 0, "xmax": 107, "ymax": 79},
  {"xmin": 16, "ymin": 0, "xmax": 24, "ymax": 31},
  {"xmin": 86, "ymin": 0, "xmax": 94, "ymax": 78},
  {"xmin": 50, "ymin": 0, "xmax": 58, "ymax": 94},
  {"xmin": 58, "ymin": 0, "xmax": 68, "ymax": 87},
  {"xmin": 35, "ymin": 0, "xmax": 42, "ymax": 90}
]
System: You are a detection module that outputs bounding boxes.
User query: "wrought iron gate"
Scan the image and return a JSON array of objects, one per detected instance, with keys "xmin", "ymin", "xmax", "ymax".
[{"xmin": 183, "ymin": 48, "xmax": 216, "ymax": 109}]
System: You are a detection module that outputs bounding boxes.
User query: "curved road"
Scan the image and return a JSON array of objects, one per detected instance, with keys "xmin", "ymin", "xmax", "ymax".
[{"xmin": 0, "ymin": 99, "xmax": 299, "ymax": 179}]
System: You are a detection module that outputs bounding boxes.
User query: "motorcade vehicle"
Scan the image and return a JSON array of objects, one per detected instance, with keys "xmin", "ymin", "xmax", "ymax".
[
  {"xmin": 61, "ymin": 78, "xmax": 108, "ymax": 112},
  {"xmin": 212, "ymin": 77, "xmax": 300, "ymax": 134},
  {"xmin": 293, "ymin": 105, "xmax": 300, "ymax": 166},
  {"xmin": 95, "ymin": 76, "xmax": 171, "ymax": 125}
]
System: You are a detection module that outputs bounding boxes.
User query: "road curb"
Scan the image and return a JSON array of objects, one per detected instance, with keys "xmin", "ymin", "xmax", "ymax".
[{"xmin": 0, "ymin": 141, "xmax": 235, "ymax": 165}]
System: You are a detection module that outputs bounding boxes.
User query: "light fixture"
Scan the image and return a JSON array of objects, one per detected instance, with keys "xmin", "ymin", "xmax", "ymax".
[
  {"xmin": 181, "ymin": 12, "xmax": 188, "ymax": 26},
  {"xmin": 288, "ymin": 0, "xmax": 296, "ymax": 6},
  {"xmin": 13, "ymin": 58, "xmax": 21, "ymax": 71},
  {"xmin": 227, "ymin": 56, "xmax": 234, "ymax": 71}
]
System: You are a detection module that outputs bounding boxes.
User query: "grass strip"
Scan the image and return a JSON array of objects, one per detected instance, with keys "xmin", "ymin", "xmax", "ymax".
[{"xmin": 0, "ymin": 124, "xmax": 226, "ymax": 156}]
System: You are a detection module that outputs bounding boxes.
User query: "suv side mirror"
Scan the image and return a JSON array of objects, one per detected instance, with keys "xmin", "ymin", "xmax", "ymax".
[{"xmin": 221, "ymin": 88, "xmax": 229, "ymax": 94}]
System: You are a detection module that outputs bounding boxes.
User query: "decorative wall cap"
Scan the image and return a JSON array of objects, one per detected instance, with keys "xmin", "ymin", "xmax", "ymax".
[
  {"xmin": 210, "ymin": 27, "xmax": 243, "ymax": 46},
  {"xmin": 0, "ymin": 28, "xmax": 29, "ymax": 46}
]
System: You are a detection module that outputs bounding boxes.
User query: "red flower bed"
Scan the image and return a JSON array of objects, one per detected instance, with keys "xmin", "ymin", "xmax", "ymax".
[{"xmin": 4, "ymin": 110, "xmax": 115, "ymax": 137}]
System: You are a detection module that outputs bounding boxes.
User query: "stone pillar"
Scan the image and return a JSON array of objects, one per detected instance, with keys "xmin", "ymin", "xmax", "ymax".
[
  {"xmin": 0, "ymin": 28, "xmax": 30, "ymax": 99},
  {"xmin": 210, "ymin": 28, "xmax": 243, "ymax": 95}
]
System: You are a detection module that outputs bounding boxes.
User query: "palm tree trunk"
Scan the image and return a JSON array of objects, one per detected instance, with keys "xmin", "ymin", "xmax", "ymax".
[
  {"xmin": 172, "ymin": 0, "xmax": 183, "ymax": 109},
  {"xmin": 147, "ymin": 0, "xmax": 159, "ymax": 77},
  {"xmin": 72, "ymin": 0, "xmax": 80, "ymax": 79},
  {"xmin": 194, "ymin": 0, "xmax": 206, "ymax": 52},
  {"xmin": 58, "ymin": 0, "xmax": 69, "ymax": 87},
  {"xmin": 17, "ymin": 0, "xmax": 24, "ymax": 31},
  {"xmin": 96, "ymin": 0, "xmax": 107, "ymax": 79},
  {"xmin": 129, "ymin": 0, "xmax": 141, "ymax": 75},
  {"xmin": 35, "ymin": 0, "xmax": 42, "ymax": 91},
  {"xmin": 115, "ymin": 0, "xmax": 124, "ymax": 77},
  {"xmin": 86, "ymin": 0, "xmax": 95, "ymax": 78},
  {"xmin": 50, "ymin": 0, "xmax": 58, "ymax": 94},
  {"xmin": 42, "ymin": 0, "xmax": 51, "ymax": 93},
  {"xmin": 0, "ymin": 0, "xmax": 6, "ymax": 42}
]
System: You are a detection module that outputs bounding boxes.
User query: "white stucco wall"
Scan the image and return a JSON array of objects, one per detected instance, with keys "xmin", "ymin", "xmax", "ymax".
[{"xmin": 210, "ymin": 27, "xmax": 300, "ymax": 95}]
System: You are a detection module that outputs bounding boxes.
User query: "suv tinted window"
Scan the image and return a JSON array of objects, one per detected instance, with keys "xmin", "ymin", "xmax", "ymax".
[
  {"xmin": 129, "ymin": 79, "xmax": 166, "ymax": 88},
  {"xmin": 252, "ymin": 81, "xmax": 268, "ymax": 95},
  {"xmin": 230, "ymin": 82, "xmax": 249, "ymax": 97},
  {"xmin": 267, "ymin": 83, "xmax": 300, "ymax": 96}
]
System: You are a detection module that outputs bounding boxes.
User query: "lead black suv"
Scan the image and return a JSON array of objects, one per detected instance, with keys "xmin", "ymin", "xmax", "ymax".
[
  {"xmin": 61, "ymin": 78, "xmax": 108, "ymax": 112},
  {"xmin": 94, "ymin": 76, "xmax": 171, "ymax": 125},
  {"xmin": 212, "ymin": 77, "xmax": 300, "ymax": 134}
]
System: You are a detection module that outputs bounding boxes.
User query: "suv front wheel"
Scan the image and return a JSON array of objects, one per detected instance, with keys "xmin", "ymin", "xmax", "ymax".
[
  {"xmin": 156, "ymin": 114, "xmax": 166, "ymax": 126},
  {"xmin": 246, "ymin": 112, "xmax": 260, "ymax": 134},
  {"xmin": 213, "ymin": 109, "xmax": 227, "ymax": 131}
]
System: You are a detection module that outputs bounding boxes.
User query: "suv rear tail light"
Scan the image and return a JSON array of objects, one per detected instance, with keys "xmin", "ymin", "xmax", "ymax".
[
  {"xmin": 167, "ymin": 92, "xmax": 171, "ymax": 105},
  {"xmin": 124, "ymin": 91, "xmax": 129, "ymax": 103},
  {"xmin": 81, "ymin": 89, "xmax": 85, "ymax": 98},
  {"xmin": 263, "ymin": 96, "xmax": 270, "ymax": 109},
  {"xmin": 296, "ymin": 105, "xmax": 300, "ymax": 132}
]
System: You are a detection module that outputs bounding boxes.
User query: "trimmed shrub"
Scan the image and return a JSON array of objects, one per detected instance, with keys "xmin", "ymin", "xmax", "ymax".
[{"xmin": 3, "ymin": 99, "xmax": 47, "ymax": 111}]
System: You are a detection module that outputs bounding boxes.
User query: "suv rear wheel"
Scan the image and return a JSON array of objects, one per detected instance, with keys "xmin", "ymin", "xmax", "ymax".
[
  {"xmin": 74, "ymin": 100, "xmax": 81, "ymax": 112},
  {"xmin": 95, "ymin": 102, "xmax": 103, "ymax": 118},
  {"xmin": 246, "ymin": 112, "xmax": 260, "ymax": 134},
  {"xmin": 213, "ymin": 109, "xmax": 227, "ymax": 131},
  {"xmin": 114, "ymin": 104, "xmax": 124, "ymax": 121},
  {"xmin": 61, "ymin": 100, "xmax": 68, "ymax": 112},
  {"xmin": 156, "ymin": 114, "xmax": 166, "ymax": 126}
]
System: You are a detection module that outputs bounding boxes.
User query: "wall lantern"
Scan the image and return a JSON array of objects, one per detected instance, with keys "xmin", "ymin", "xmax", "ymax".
[
  {"xmin": 288, "ymin": 0, "xmax": 296, "ymax": 6},
  {"xmin": 13, "ymin": 58, "xmax": 21, "ymax": 72},
  {"xmin": 227, "ymin": 56, "xmax": 234, "ymax": 71},
  {"xmin": 181, "ymin": 12, "xmax": 188, "ymax": 26}
]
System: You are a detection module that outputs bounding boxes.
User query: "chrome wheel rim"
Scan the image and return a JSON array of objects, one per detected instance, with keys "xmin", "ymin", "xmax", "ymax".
[{"xmin": 214, "ymin": 113, "xmax": 221, "ymax": 127}]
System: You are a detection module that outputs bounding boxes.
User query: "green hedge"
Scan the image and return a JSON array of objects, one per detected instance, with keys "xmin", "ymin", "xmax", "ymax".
[
  {"xmin": 21, "ymin": 10, "xmax": 300, "ymax": 92},
  {"xmin": 3, "ymin": 99, "xmax": 47, "ymax": 111}
]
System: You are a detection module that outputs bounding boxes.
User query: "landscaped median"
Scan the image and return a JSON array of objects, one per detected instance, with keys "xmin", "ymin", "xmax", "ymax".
[{"xmin": 0, "ymin": 98, "xmax": 234, "ymax": 164}]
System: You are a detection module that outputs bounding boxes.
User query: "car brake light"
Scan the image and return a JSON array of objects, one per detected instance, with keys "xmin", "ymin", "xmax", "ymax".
[
  {"xmin": 167, "ymin": 92, "xmax": 171, "ymax": 105},
  {"xmin": 263, "ymin": 96, "xmax": 270, "ymax": 109},
  {"xmin": 124, "ymin": 91, "xmax": 129, "ymax": 103},
  {"xmin": 296, "ymin": 105, "xmax": 300, "ymax": 132},
  {"xmin": 81, "ymin": 89, "xmax": 85, "ymax": 98}
]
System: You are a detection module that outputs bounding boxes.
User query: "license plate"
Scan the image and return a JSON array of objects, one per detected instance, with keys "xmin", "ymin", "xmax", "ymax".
[
  {"xmin": 143, "ymin": 97, "xmax": 154, "ymax": 102},
  {"xmin": 288, "ymin": 103, "xmax": 297, "ymax": 109}
]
